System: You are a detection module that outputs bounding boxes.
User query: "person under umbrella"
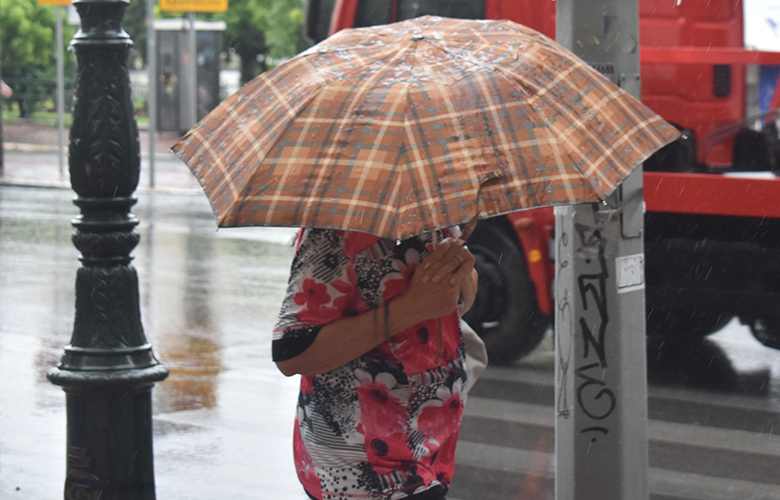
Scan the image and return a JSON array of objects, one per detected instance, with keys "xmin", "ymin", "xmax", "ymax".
[
  {"xmin": 172, "ymin": 16, "xmax": 679, "ymax": 500},
  {"xmin": 273, "ymin": 228, "xmax": 476, "ymax": 500}
]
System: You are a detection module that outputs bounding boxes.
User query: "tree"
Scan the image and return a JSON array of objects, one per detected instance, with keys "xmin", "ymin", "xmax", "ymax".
[
  {"xmin": 0, "ymin": 0, "xmax": 75, "ymax": 116},
  {"xmin": 124, "ymin": 0, "xmax": 149, "ymax": 68},
  {"xmin": 219, "ymin": 0, "xmax": 307, "ymax": 84}
]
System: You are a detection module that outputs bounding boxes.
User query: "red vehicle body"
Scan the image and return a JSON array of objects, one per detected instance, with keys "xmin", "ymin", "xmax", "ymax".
[{"xmin": 304, "ymin": 0, "xmax": 780, "ymax": 363}]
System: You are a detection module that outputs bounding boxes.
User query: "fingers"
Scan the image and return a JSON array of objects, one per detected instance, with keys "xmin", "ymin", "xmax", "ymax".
[
  {"xmin": 448, "ymin": 248, "xmax": 475, "ymax": 285},
  {"xmin": 406, "ymin": 264, "xmax": 461, "ymax": 320},
  {"xmin": 423, "ymin": 238, "xmax": 462, "ymax": 279},
  {"xmin": 423, "ymin": 238, "xmax": 475, "ymax": 284}
]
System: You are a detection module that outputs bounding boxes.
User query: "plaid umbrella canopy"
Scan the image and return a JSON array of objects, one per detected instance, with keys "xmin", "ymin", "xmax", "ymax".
[{"xmin": 173, "ymin": 15, "xmax": 679, "ymax": 240}]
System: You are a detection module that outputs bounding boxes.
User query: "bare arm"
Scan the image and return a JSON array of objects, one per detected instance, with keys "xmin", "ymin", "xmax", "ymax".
[{"xmin": 276, "ymin": 238, "xmax": 475, "ymax": 377}]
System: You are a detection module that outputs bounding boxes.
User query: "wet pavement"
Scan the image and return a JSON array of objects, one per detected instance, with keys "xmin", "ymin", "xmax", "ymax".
[
  {"xmin": 0, "ymin": 185, "xmax": 306, "ymax": 499},
  {"xmin": 0, "ymin": 123, "xmax": 307, "ymax": 499},
  {"xmin": 1, "ymin": 122, "xmax": 780, "ymax": 500}
]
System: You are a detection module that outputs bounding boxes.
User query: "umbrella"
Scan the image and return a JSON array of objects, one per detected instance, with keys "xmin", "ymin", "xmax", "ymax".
[{"xmin": 173, "ymin": 15, "xmax": 679, "ymax": 240}]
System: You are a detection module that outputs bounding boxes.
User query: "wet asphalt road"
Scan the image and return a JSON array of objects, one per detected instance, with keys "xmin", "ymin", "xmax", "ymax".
[{"xmin": 1, "ymin": 184, "xmax": 779, "ymax": 500}]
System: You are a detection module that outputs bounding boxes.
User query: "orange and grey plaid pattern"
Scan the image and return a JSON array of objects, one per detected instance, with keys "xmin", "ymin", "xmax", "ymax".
[{"xmin": 173, "ymin": 16, "xmax": 679, "ymax": 240}]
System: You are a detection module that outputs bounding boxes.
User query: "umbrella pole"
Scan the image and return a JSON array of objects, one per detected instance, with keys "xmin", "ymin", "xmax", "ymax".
[{"xmin": 554, "ymin": 1, "xmax": 650, "ymax": 500}]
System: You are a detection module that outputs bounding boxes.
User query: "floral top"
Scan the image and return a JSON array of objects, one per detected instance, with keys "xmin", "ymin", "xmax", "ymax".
[{"xmin": 273, "ymin": 228, "xmax": 468, "ymax": 500}]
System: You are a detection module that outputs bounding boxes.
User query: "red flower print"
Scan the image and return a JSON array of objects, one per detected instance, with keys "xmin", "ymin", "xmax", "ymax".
[
  {"xmin": 298, "ymin": 305, "xmax": 342, "ymax": 325},
  {"xmin": 392, "ymin": 313, "xmax": 459, "ymax": 375},
  {"xmin": 300, "ymin": 375, "xmax": 313, "ymax": 395},
  {"xmin": 365, "ymin": 431, "xmax": 414, "ymax": 476},
  {"xmin": 331, "ymin": 266, "xmax": 357, "ymax": 312},
  {"xmin": 356, "ymin": 372, "xmax": 406, "ymax": 435},
  {"xmin": 382, "ymin": 245, "xmax": 423, "ymax": 302},
  {"xmin": 294, "ymin": 420, "xmax": 321, "ymax": 498},
  {"xmin": 417, "ymin": 394, "xmax": 464, "ymax": 439},
  {"xmin": 294, "ymin": 279, "xmax": 331, "ymax": 308},
  {"xmin": 392, "ymin": 323, "xmax": 436, "ymax": 375}
]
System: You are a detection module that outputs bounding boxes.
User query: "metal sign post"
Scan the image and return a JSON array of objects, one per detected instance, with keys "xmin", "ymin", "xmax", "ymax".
[
  {"xmin": 55, "ymin": 5, "xmax": 66, "ymax": 177},
  {"xmin": 554, "ymin": 1, "xmax": 650, "ymax": 499},
  {"xmin": 147, "ymin": 0, "xmax": 157, "ymax": 188},
  {"xmin": 0, "ymin": 20, "xmax": 4, "ymax": 174},
  {"xmin": 38, "ymin": 0, "xmax": 71, "ymax": 176},
  {"xmin": 187, "ymin": 12, "xmax": 198, "ymax": 130}
]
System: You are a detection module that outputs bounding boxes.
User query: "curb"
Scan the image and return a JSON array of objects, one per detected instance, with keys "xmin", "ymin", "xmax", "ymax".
[
  {"xmin": 0, "ymin": 176, "xmax": 204, "ymax": 194},
  {"xmin": 4, "ymin": 142, "xmax": 61, "ymax": 153}
]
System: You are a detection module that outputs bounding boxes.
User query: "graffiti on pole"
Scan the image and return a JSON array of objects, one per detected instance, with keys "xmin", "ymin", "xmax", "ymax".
[{"xmin": 556, "ymin": 207, "xmax": 617, "ymax": 442}]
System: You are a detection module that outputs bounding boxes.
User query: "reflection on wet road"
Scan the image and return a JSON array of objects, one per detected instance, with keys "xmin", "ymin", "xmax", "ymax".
[{"xmin": 1, "ymin": 186, "xmax": 778, "ymax": 500}]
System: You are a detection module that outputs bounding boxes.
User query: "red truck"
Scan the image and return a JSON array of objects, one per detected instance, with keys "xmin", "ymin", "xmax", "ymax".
[{"xmin": 304, "ymin": 0, "xmax": 780, "ymax": 364}]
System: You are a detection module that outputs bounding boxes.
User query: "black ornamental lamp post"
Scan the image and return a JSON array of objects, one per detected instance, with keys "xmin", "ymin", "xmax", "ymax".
[{"xmin": 47, "ymin": 1, "xmax": 169, "ymax": 499}]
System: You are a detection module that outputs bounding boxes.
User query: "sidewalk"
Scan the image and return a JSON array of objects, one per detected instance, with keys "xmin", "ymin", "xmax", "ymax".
[
  {"xmin": 0, "ymin": 122, "xmax": 309, "ymax": 499},
  {"xmin": 0, "ymin": 119, "xmax": 202, "ymax": 192}
]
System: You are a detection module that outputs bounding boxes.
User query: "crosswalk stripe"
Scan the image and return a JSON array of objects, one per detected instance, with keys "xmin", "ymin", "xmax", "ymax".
[{"xmin": 464, "ymin": 396, "xmax": 780, "ymax": 457}]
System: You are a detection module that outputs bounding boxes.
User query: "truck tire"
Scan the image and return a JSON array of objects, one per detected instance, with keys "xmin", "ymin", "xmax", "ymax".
[{"xmin": 462, "ymin": 218, "xmax": 552, "ymax": 365}]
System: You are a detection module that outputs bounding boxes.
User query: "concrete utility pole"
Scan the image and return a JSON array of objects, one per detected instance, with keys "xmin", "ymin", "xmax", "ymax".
[
  {"xmin": 47, "ymin": 0, "xmax": 168, "ymax": 498},
  {"xmin": 554, "ymin": 1, "xmax": 650, "ymax": 499}
]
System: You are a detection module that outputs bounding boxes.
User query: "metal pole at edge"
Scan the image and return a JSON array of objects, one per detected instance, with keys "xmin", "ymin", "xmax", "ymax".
[
  {"xmin": 0, "ymin": 17, "xmax": 4, "ymax": 174},
  {"xmin": 187, "ymin": 11, "xmax": 197, "ymax": 130},
  {"xmin": 56, "ymin": 5, "xmax": 66, "ymax": 177},
  {"xmin": 147, "ymin": 0, "xmax": 156, "ymax": 188}
]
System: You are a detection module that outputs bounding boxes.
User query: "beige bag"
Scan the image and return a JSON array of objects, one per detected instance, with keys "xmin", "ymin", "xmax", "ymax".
[{"xmin": 461, "ymin": 319, "xmax": 488, "ymax": 390}]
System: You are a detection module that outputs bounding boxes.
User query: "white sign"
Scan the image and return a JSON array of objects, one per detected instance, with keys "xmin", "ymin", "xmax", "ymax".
[
  {"xmin": 160, "ymin": 0, "xmax": 228, "ymax": 12},
  {"xmin": 616, "ymin": 254, "xmax": 645, "ymax": 293},
  {"xmin": 744, "ymin": 0, "xmax": 780, "ymax": 51}
]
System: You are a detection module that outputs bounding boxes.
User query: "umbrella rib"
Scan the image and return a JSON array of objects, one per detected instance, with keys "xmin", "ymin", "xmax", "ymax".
[
  {"xmin": 425, "ymin": 30, "xmax": 645, "ymax": 201},
  {"xmin": 425, "ymin": 33, "xmax": 601, "ymax": 206},
  {"xmin": 286, "ymin": 43, "xmax": 419, "ymax": 234},
  {"xmin": 403, "ymin": 82, "xmax": 458, "ymax": 232},
  {"xmin": 489, "ymin": 53, "xmax": 628, "ymax": 201},
  {"xmin": 231, "ymin": 93, "xmax": 331, "ymax": 226},
  {"xmin": 543, "ymin": 62, "xmax": 671, "ymax": 199},
  {"xmin": 315, "ymin": 46, "xmax": 420, "ymax": 234},
  {"xmin": 469, "ymin": 71, "xmax": 545, "ymax": 209}
]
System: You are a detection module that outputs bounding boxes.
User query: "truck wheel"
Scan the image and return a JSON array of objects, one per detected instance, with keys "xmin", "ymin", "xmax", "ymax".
[
  {"xmin": 748, "ymin": 319, "xmax": 780, "ymax": 349},
  {"xmin": 462, "ymin": 218, "xmax": 552, "ymax": 365},
  {"xmin": 646, "ymin": 308, "xmax": 730, "ymax": 338}
]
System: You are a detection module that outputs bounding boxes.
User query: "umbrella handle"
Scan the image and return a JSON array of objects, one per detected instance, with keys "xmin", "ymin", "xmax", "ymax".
[
  {"xmin": 460, "ymin": 214, "xmax": 479, "ymax": 242},
  {"xmin": 432, "ymin": 214, "xmax": 478, "ymax": 362}
]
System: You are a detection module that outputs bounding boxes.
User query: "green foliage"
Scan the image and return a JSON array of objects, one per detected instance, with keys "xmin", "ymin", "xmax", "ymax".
[
  {"xmin": 124, "ymin": 0, "xmax": 149, "ymax": 66},
  {"xmin": 262, "ymin": 0, "xmax": 306, "ymax": 59},
  {"xmin": 123, "ymin": 0, "xmax": 306, "ymax": 85},
  {"xmin": 218, "ymin": 0, "xmax": 306, "ymax": 83},
  {"xmin": 1, "ymin": 0, "xmax": 75, "ymax": 74},
  {"xmin": 1, "ymin": 0, "xmax": 76, "ymax": 116}
]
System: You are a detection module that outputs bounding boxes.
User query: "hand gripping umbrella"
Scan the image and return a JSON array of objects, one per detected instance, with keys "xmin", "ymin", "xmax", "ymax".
[{"xmin": 173, "ymin": 15, "xmax": 679, "ymax": 240}]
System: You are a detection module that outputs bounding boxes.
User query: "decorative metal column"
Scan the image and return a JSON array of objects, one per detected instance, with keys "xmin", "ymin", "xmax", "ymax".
[{"xmin": 47, "ymin": 1, "xmax": 169, "ymax": 499}]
